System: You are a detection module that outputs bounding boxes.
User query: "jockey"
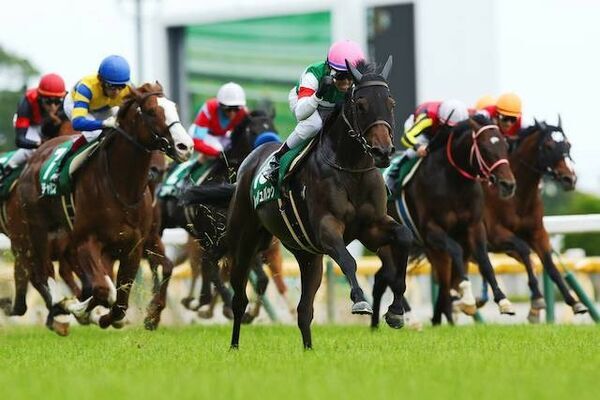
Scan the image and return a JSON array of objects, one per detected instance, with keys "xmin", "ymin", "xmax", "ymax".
[
  {"xmin": 63, "ymin": 55, "xmax": 131, "ymax": 152},
  {"xmin": 265, "ymin": 40, "xmax": 365, "ymax": 183},
  {"xmin": 476, "ymin": 92, "xmax": 522, "ymax": 138},
  {"xmin": 4, "ymin": 73, "xmax": 67, "ymax": 175},
  {"xmin": 384, "ymin": 99, "xmax": 469, "ymax": 193},
  {"xmin": 188, "ymin": 82, "xmax": 248, "ymax": 163},
  {"xmin": 474, "ymin": 94, "xmax": 496, "ymax": 111},
  {"xmin": 400, "ymin": 99, "xmax": 469, "ymax": 158}
]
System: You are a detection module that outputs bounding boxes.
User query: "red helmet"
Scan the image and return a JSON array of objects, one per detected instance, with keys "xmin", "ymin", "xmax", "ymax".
[{"xmin": 37, "ymin": 73, "xmax": 66, "ymax": 97}]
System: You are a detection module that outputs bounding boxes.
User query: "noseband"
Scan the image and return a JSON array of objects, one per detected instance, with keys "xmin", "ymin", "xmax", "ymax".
[
  {"xmin": 342, "ymin": 80, "xmax": 393, "ymax": 154},
  {"xmin": 447, "ymin": 125, "xmax": 509, "ymax": 181}
]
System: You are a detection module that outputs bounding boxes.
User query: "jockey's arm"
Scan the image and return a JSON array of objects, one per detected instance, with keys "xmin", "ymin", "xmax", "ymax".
[
  {"xmin": 294, "ymin": 72, "xmax": 320, "ymax": 121},
  {"xmin": 401, "ymin": 114, "xmax": 433, "ymax": 149},
  {"xmin": 14, "ymin": 96, "xmax": 39, "ymax": 149},
  {"xmin": 71, "ymin": 83, "xmax": 104, "ymax": 131}
]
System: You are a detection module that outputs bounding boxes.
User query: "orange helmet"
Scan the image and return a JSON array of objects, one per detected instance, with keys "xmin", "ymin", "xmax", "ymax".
[
  {"xmin": 38, "ymin": 73, "xmax": 66, "ymax": 97},
  {"xmin": 496, "ymin": 92, "xmax": 522, "ymax": 117},
  {"xmin": 475, "ymin": 95, "xmax": 496, "ymax": 110}
]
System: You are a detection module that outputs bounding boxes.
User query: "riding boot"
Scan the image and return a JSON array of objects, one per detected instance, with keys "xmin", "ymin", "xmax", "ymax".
[
  {"xmin": 385, "ymin": 154, "xmax": 406, "ymax": 198},
  {"xmin": 265, "ymin": 142, "xmax": 290, "ymax": 185}
]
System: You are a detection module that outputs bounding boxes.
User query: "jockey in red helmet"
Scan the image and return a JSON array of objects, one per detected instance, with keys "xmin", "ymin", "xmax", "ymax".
[{"xmin": 4, "ymin": 73, "xmax": 67, "ymax": 175}]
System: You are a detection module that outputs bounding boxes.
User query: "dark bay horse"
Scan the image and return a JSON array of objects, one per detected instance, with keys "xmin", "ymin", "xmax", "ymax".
[
  {"xmin": 157, "ymin": 110, "xmax": 277, "ymax": 320},
  {"xmin": 373, "ymin": 115, "xmax": 517, "ymax": 327},
  {"xmin": 483, "ymin": 118, "xmax": 587, "ymax": 321},
  {"xmin": 0, "ymin": 114, "xmax": 79, "ymax": 323},
  {"xmin": 226, "ymin": 58, "xmax": 413, "ymax": 349},
  {"xmin": 16, "ymin": 82, "xmax": 193, "ymax": 335}
]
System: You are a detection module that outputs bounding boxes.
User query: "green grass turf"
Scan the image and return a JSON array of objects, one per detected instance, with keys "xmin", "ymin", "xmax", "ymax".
[{"xmin": 0, "ymin": 324, "xmax": 598, "ymax": 400}]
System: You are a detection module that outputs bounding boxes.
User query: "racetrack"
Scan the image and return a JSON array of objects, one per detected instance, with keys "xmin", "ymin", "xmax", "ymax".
[{"xmin": 1, "ymin": 325, "xmax": 598, "ymax": 400}]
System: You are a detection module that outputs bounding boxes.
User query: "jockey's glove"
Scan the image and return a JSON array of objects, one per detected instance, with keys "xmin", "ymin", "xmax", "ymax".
[
  {"xmin": 315, "ymin": 75, "xmax": 334, "ymax": 99},
  {"xmin": 102, "ymin": 116, "xmax": 119, "ymax": 129}
]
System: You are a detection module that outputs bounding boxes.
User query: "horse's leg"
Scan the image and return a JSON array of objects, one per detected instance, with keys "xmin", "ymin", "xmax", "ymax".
[
  {"xmin": 144, "ymin": 237, "xmax": 175, "ymax": 330},
  {"xmin": 58, "ymin": 255, "xmax": 82, "ymax": 298},
  {"xmin": 98, "ymin": 246, "xmax": 143, "ymax": 329},
  {"xmin": 425, "ymin": 225, "xmax": 476, "ymax": 316},
  {"xmin": 6, "ymin": 251, "xmax": 29, "ymax": 316},
  {"xmin": 263, "ymin": 240, "xmax": 294, "ymax": 315},
  {"xmin": 181, "ymin": 242, "xmax": 201, "ymax": 310},
  {"xmin": 468, "ymin": 223, "xmax": 514, "ymax": 315},
  {"xmin": 242, "ymin": 255, "xmax": 269, "ymax": 324},
  {"xmin": 197, "ymin": 252, "xmax": 218, "ymax": 318},
  {"xmin": 319, "ymin": 215, "xmax": 371, "ymax": 314},
  {"xmin": 529, "ymin": 229, "xmax": 586, "ymax": 314},
  {"xmin": 372, "ymin": 246, "xmax": 393, "ymax": 328},
  {"xmin": 293, "ymin": 251, "xmax": 323, "ymax": 350},
  {"xmin": 359, "ymin": 217, "xmax": 413, "ymax": 327},
  {"xmin": 426, "ymin": 249, "xmax": 452, "ymax": 325}
]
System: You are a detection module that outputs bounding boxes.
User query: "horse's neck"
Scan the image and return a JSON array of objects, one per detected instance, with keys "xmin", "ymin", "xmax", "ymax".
[
  {"xmin": 511, "ymin": 135, "xmax": 543, "ymax": 209},
  {"xmin": 446, "ymin": 130, "xmax": 478, "ymax": 185},
  {"xmin": 323, "ymin": 111, "xmax": 374, "ymax": 170},
  {"xmin": 105, "ymin": 119, "xmax": 152, "ymax": 204}
]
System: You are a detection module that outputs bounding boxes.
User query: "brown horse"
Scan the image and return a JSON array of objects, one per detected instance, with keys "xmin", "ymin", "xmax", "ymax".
[
  {"xmin": 483, "ymin": 118, "xmax": 587, "ymax": 321},
  {"xmin": 225, "ymin": 58, "xmax": 413, "ymax": 349},
  {"xmin": 373, "ymin": 115, "xmax": 517, "ymax": 327},
  {"xmin": 16, "ymin": 82, "xmax": 193, "ymax": 335},
  {"xmin": 0, "ymin": 114, "xmax": 79, "ymax": 321}
]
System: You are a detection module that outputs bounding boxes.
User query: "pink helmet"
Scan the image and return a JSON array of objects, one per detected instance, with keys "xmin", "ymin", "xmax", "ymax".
[{"xmin": 327, "ymin": 40, "xmax": 365, "ymax": 71}]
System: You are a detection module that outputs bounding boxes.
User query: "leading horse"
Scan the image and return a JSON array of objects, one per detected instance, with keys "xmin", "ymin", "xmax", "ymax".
[
  {"xmin": 226, "ymin": 58, "xmax": 413, "ymax": 349},
  {"xmin": 17, "ymin": 82, "xmax": 193, "ymax": 334}
]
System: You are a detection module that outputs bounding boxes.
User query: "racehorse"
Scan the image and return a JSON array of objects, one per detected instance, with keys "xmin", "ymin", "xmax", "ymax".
[
  {"xmin": 483, "ymin": 118, "xmax": 587, "ymax": 321},
  {"xmin": 0, "ymin": 113, "xmax": 79, "ymax": 322},
  {"xmin": 157, "ymin": 110, "xmax": 278, "ymax": 319},
  {"xmin": 373, "ymin": 114, "xmax": 517, "ymax": 327},
  {"xmin": 16, "ymin": 82, "xmax": 193, "ymax": 335},
  {"xmin": 226, "ymin": 57, "xmax": 413, "ymax": 349}
]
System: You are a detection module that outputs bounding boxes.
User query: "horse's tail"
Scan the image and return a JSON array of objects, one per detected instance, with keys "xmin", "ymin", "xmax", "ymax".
[{"xmin": 181, "ymin": 182, "xmax": 236, "ymax": 207}]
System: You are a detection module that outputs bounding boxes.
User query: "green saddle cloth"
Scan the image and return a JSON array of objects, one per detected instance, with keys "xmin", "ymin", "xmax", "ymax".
[
  {"xmin": 158, "ymin": 159, "xmax": 214, "ymax": 198},
  {"xmin": 0, "ymin": 151, "xmax": 24, "ymax": 200},
  {"xmin": 251, "ymin": 138, "xmax": 314, "ymax": 208},
  {"xmin": 383, "ymin": 154, "xmax": 421, "ymax": 200},
  {"xmin": 39, "ymin": 138, "xmax": 99, "ymax": 197}
]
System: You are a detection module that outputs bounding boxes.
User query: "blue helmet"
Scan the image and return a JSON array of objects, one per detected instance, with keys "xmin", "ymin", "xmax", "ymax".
[
  {"xmin": 254, "ymin": 131, "xmax": 281, "ymax": 148},
  {"xmin": 98, "ymin": 55, "xmax": 131, "ymax": 85}
]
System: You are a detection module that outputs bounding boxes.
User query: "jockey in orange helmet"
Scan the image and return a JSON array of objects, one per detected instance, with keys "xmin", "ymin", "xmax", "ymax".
[
  {"xmin": 477, "ymin": 92, "xmax": 522, "ymax": 138},
  {"xmin": 4, "ymin": 73, "xmax": 67, "ymax": 175}
]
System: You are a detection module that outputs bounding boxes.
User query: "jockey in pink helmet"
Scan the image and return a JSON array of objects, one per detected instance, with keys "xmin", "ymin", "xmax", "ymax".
[{"xmin": 266, "ymin": 40, "xmax": 365, "ymax": 183}]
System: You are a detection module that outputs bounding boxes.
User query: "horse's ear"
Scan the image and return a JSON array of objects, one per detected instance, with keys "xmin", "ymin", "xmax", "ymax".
[
  {"xmin": 468, "ymin": 116, "xmax": 480, "ymax": 131},
  {"xmin": 557, "ymin": 113, "xmax": 562, "ymax": 130},
  {"xmin": 345, "ymin": 59, "xmax": 363, "ymax": 83},
  {"xmin": 533, "ymin": 118, "xmax": 540, "ymax": 129},
  {"xmin": 381, "ymin": 55, "xmax": 393, "ymax": 80},
  {"xmin": 155, "ymin": 80, "xmax": 163, "ymax": 91}
]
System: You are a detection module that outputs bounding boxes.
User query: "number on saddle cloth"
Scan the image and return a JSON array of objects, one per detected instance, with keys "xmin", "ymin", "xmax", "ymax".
[{"xmin": 39, "ymin": 138, "xmax": 100, "ymax": 197}]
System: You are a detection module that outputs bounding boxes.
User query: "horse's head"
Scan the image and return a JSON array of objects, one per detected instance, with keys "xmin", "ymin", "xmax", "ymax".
[
  {"xmin": 458, "ymin": 115, "xmax": 516, "ymax": 198},
  {"xmin": 527, "ymin": 117, "xmax": 576, "ymax": 191},
  {"xmin": 345, "ymin": 56, "xmax": 396, "ymax": 167},
  {"xmin": 121, "ymin": 82, "xmax": 193, "ymax": 162},
  {"xmin": 228, "ymin": 109, "xmax": 278, "ymax": 165}
]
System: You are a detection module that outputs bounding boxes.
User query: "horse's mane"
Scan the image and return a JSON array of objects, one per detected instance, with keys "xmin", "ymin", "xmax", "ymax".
[
  {"xmin": 427, "ymin": 114, "xmax": 493, "ymax": 154},
  {"xmin": 117, "ymin": 82, "xmax": 164, "ymax": 119}
]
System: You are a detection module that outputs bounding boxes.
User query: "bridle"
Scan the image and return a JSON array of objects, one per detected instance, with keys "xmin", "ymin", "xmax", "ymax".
[
  {"xmin": 446, "ymin": 124, "xmax": 509, "ymax": 182},
  {"xmin": 341, "ymin": 80, "xmax": 394, "ymax": 154},
  {"xmin": 113, "ymin": 91, "xmax": 183, "ymax": 157},
  {"xmin": 517, "ymin": 126, "xmax": 573, "ymax": 180}
]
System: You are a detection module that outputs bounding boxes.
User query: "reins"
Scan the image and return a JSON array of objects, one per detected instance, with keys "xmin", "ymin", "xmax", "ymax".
[{"xmin": 446, "ymin": 124, "xmax": 509, "ymax": 181}]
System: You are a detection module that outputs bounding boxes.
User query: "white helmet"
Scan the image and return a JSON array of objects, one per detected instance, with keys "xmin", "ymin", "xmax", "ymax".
[
  {"xmin": 439, "ymin": 99, "xmax": 469, "ymax": 126},
  {"xmin": 217, "ymin": 82, "xmax": 246, "ymax": 107}
]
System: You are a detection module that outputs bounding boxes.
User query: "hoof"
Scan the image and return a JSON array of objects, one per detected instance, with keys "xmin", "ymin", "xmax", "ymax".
[
  {"xmin": 458, "ymin": 302, "xmax": 477, "ymax": 316},
  {"xmin": 475, "ymin": 297, "xmax": 488, "ymax": 309},
  {"xmin": 531, "ymin": 297, "xmax": 546, "ymax": 310},
  {"xmin": 384, "ymin": 312, "xmax": 405, "ymax": 329},
  {"xmin": 222, "ymin": 306, "xmax": 234, "ymax": 320},
  {"xmin": 74, "ymin": 313, "xmax": 91, "ymax": 326},
  {"xmin": 0, "ymin": 298, "xmax": 14, "ymax": 315},
  {"xmin": 498, "ymin": 298, "xmax": 516, "ymax": 315},
  {"xmin": 572, "ymin": 302, "xmax": 588, "ymax": 314},
  {"xmin": 112, "ymin": 318, "xmax": 126, "ymax": 329},
  {"xmin": 51, "ymin": 319, "xmax": 70, "ymax": 336},
  {"xmin": 527, "ymin": 308, "xmax": 541, "ymax": 324},
  {"xmin": 351, "ymin": 301, "xmax": 373, "ymax": 315},
  {"xmin": 197, "ymin": 304, "xmax": 214, "ymax": 319},
  {"xmin": 241, "ymin": 312, "xmax": 256, "ymax": 324},
  {"xmin": 180, "ymin": 297, "xmax": 194, "ymax": 310},
  {"xmin": 188, "ymin": 299, "xmax": 201, "ymax": 311},
  {"xmin": 458, "ymin": 281, "xmax": 476, "ymax": 307}
]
